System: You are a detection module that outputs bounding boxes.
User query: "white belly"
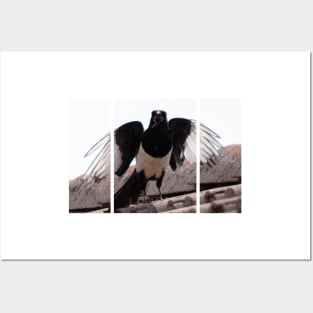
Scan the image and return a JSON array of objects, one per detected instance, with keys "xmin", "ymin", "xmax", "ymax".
[{"xmin": 136, "ymin": 144, "xmax": 172, "ymax": 179}]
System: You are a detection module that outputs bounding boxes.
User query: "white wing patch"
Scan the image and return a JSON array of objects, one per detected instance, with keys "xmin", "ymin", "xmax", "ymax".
[
  {"xmin": 84, "ymin": 130, "xmax": 137, "ymax": 183},
  {"xmin": 114, "ymin": 135, "xmax": 124, "ymax": 174},
  {"xmin": 183, "ymin": 120, "xmax": 222, "ymax": 165},
  {"xmin": 184, "ymin": 120, "xmax": 197, "ymax": 163}
]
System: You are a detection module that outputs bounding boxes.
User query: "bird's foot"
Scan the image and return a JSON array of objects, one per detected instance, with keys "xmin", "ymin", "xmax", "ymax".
[
  {"xmin": 139, "ymin": 191, "xmax": 152, "ymax": 204},
  {"xmin": 142, "ymin": 198, "xmax": 152, "ymax": 204}
]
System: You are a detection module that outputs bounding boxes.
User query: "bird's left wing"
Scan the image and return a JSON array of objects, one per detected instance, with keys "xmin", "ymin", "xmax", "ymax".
[
  {"xmin": 169, "ymin": 118, "xmax": 222, "ymax": 170},
  {"xmin": 169, "ymin": 118, "xmax": 196, "ymax": 170}
]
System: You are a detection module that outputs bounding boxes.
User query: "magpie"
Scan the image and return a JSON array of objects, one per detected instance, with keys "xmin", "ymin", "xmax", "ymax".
[{"xmin": 84, "ymin": 110, "xmax": 222, "ymax": 208}]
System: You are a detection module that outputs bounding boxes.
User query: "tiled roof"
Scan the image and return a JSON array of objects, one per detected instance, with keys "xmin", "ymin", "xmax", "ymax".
[
  {"xmin": 200, "ymin": 184, "xmax": 241, "ymax": 213},
  {"xmin": 115, "ymin": 184, "xmax": 241, "ymax": 213},
  {"xmin": 69, "ymin": 176, "xmax": 110, "ymax": 212},
  {"xmin": 115, "ymin": 191, "xmax": 198, "ymax": 213},
  {"xmin": 69, "ymin": 144, "xmax": 241, "ymax": 213},
  {"xmin": 201, "ymin": 144, "xmax": 241, "ymax": 186}
]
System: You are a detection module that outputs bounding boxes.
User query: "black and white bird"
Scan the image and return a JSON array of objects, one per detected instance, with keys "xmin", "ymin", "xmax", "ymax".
[{"xmin": 84, "ymin": 110, "xmax": 222, "ymax": 208}]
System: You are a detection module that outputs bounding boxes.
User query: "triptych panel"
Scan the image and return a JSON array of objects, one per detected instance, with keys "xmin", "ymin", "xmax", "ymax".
[{"xmin": 69, "ymin": 99, "xmax": 241, "ymax": 213}]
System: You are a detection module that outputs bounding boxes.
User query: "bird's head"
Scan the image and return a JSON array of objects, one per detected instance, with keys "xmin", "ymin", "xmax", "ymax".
[{"xmin": 149, "ymin": 110, "xmax": 167, "ymax": 128}]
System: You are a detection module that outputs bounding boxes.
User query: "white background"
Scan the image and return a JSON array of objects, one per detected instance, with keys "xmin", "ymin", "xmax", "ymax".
[
  {"xmin": 69, "ymin": 99, "xmax": 110, "ymax": 179},
  {"xmin": 0, "ymin": 52, "xmax": 310, "ymax": 260}
]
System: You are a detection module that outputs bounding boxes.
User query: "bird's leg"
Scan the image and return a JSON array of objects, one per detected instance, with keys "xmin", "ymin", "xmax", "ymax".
[
  {"xmin": 156, "ymin": 171, "xmax": 165, "ymax": 200},
  {"xmin": 138, "ymin": 171, "xmax": 149, "ymax": 203},
  {"xmin": 157, "ymin": 188, "xmax": 163, "ymax": 200}
]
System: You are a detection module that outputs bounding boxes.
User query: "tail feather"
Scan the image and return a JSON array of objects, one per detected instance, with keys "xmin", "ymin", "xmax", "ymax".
[{"xmin": 114, "ymin": 170, "xmax": 141, "ymax": 209}]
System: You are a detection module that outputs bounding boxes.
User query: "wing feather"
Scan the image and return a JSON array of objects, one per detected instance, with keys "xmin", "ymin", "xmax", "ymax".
[
  {"xmin": 200, "ymin": 123, "xmax": 222, "ymax": 165},
  {"xmin": 83, "ymin": 121, "xmax": 144, "ymax": 183},
  {"xmin": 84, "ymin": 132, "xmax": 111, "ymax": 182},
  {"xmin": 169, "ymin": 118, "xmax": 222, "ymax": 169}
]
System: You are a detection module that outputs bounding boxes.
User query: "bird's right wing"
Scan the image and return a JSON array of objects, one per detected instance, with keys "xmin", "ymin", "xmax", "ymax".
[
  {"xmin": 114, "ymin": 121, "xmax": 144, "ymax": 176},
  {"xmin": 83, "ymin": 121, "xmax": 144, "ymax": 183},
  {"xmin": 84, "ymin": 132, "xmax": 110, "ymax": 182}
]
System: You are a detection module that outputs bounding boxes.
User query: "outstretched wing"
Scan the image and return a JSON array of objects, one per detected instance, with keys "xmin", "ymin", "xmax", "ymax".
[
  {"xmin": 169, "ymin": 118, "xmax": 222, "ymax": 170},
  {"xmin": 84, "ymin": 132, "xmax": 110, "ymax": 182},
  {"xmin": 84, "ymin": 121, "xmax": 144, "ymax": 182},
  {"xmin": 114, "ymin": 121, "xmax": 144, "ymax": 176}
]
